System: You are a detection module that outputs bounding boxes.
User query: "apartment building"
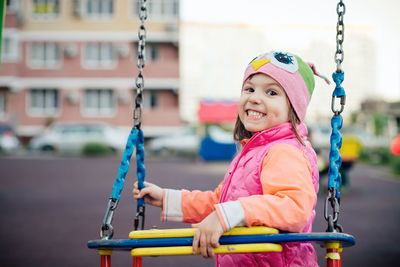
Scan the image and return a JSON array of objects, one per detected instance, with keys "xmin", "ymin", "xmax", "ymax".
[{"xmin": 0, "ymin": 0, "xmax": 181, "ymax": 142}]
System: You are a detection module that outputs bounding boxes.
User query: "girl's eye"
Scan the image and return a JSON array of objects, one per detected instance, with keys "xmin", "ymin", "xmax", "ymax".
[
  {"xmin": 244, "ymin": 87, "xmax": 254, "ymax": 93},
  {"xmin": 267, "ymin": 90, "xmax": 277, "ymax": 96}
]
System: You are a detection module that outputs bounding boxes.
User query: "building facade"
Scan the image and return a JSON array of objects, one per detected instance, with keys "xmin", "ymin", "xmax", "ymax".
[{"xmin": 0, "ymin": 0, "xmax": 181, "ymax": 142}]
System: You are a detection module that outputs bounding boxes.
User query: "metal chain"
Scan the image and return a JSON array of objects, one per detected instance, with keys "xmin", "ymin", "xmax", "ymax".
[
  {"xmin": 99, "ymin": 0, "xmax": 148, "ymax": 240},
  {"xmin": 325, "ymin": 115, "xmax": 343, "ymax": 233},
  {"xmin": 335, "ymin": 0, "xmax": 345, "ymax": 73},
  {"xmin": 325, "ymin": 0, "xmax": 346, "ymax": 233},
  {"xmin": 133, "ymin": 0, "xmax": 148, "ymax": 231},
  {"xmin": 100, "ymin": 127, "xmax": 142, "ymax": 239},
  {"xmin": 134, "ymin": 0, "xmax": 148, "ymax": 129},
  {"xmin": 100, "ymin": 198, "xmax": 118, "ymax": 239}
]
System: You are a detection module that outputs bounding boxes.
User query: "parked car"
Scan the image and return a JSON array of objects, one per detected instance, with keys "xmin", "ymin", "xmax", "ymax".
[
  {"xmin": 341, "ymin": 126, "xmax": 390, "ymax": 149},
  {"xmin": 29, "ymin": 122, "xmax": 127, "ymax": 155},
  {"xmin": 309, "ymin": 123, "xmax": 391, "ymax": 174},
  {"xmin": 0, "ymin": 123, "xmax": 20, "ymax": 153},
  {"xmin": 308, "ymin": 124, "xmax": 331, "ymax": 150},
  {"xmin": 147, "ymin": 127, "xmax": 201, "ymax": 156}
]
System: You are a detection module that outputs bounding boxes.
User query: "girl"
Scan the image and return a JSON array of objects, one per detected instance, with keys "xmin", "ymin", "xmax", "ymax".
[{"xmin": 134, "ymin": 51, "xmax": 328, "ymax": 266}]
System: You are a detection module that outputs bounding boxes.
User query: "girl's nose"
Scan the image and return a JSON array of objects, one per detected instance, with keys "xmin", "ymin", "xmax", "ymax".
[{"xmin": 248, "ymin": 91, "xmax": 261, "ymax": 104}]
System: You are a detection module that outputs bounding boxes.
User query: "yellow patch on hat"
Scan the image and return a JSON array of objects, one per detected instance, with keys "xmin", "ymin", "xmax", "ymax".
[{"xmin": 251, "ymin": 58, "xmax": 271, "ymax": 71}]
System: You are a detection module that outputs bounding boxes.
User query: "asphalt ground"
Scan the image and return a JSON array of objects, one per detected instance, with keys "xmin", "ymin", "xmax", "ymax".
[{"xmin": 0, "ymin": 155, "xmax": 399, "ymax": 267}]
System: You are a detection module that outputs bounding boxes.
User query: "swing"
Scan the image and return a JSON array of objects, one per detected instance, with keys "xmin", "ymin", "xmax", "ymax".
[{"xmin": 87, "ymin": 1, "xmax": 355, "ymax": 266}]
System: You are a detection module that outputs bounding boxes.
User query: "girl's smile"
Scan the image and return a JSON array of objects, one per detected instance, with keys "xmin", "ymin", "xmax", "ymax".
[
  {"xmin": 247, "ymin": 110, "xmax": 265, "ymax": 119},
  {"xmin": 239, "ymin": 73, "xmax": 290, "ymax": 133}
]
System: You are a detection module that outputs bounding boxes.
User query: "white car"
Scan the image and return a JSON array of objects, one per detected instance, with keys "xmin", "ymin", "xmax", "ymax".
[
  {"xmin": 308, "ymin": 124, "xmax": 332, "ymax": 150},
  {"xmin": 309, "ymin": 124, "xmax": 390, "ymax": 150},
  {"xmin": 341, "ymin": 127, "xmax": 390, "ymax": 148},
  {"xmin": 0, "ymin": 124, "xmax": 20, "ymax": 153},
  {"xmin": 147, "ymin": 127, "xmax": 201, "ymax": 156},
  {"xmin": 29, "ymin": 122, "xmax": 127, "ymax": 155}
]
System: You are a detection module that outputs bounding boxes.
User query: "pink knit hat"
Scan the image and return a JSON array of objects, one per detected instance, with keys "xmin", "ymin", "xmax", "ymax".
[{"xmin": 243, "ymin": 51, "xmax": 328, "ymax": 121}]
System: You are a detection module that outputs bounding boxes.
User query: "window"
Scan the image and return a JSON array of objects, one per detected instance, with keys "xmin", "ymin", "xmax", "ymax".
[
  {"xmin": 0, "ymin": 92, "xmax": 6, "ymax": 116},
  {"xmin": 83, "ymin": 89, "xmax": 114, "ymax": 116},
  {"xmin": 150, "ymin": 92, "xmax": 158, "ymax": 108},
  {"xmin": 32, "ymin": 0, "xmax": 60, "ymax": 18},
  {"xmin": 1, "ymin": 35, "xmax": 19, "ymax": 62},
  {"xmin": 143, "ymin": 91, "xmax": 158, "ymax": 109},
  {"xmin": 85, "ymin": 0, "xmax": 113, "ymax": 18},
  {"xmin": 146, "ymin": 43, "xmax": 159, "ymax": 61},
  {"xmin": 29, "ymin": 89, "xmax": 59, "ymax": 115},
  {"xmin": 84, "ymin": 43, "xmax": 115, "ymax": 68},
  {"xmin": 134, "ymin": 43, "xmax": 159, "ymax": 62},
  {"xmin": 133, "ymin": 0, "xmax": 179, "ymax": 20},
  {"xmin": 7, "ymin": 0, "xmax": 20, "ymax": 12},
  {"xmin": 29, "ymin": 42, "xmax": 61, "ymax": 68}
]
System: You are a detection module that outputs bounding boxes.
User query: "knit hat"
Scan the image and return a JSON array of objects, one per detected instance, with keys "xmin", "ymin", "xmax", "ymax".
[{"xmin": 243, "ymin": 51, "xmax": 329, "ymax": 121}]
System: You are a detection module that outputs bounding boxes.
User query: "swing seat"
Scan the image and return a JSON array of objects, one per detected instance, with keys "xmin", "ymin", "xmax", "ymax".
[
  {"xmin": 88, "ymin": 226, "xmax": 355, "ymax": 256},
  {"xmin": 132, "ymin": 243, "xmax": 283, "ymax": 256}
]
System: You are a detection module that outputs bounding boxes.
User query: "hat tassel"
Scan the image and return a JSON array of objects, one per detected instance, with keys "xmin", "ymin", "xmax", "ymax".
[{"xmin": 308, "ymin": 62, "xmax": 331, "ymax": 85}]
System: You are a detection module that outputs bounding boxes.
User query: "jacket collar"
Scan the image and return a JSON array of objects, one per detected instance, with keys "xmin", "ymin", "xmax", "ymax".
[{"xmin": 241, "ymin": 122, "xmax": 308, "ymax": 148}]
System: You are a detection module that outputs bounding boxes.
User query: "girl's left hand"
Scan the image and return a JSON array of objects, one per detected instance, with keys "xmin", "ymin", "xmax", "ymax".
[{"xmin": 192, "ymin": 210, "xmax": 224, "ymax": 258}]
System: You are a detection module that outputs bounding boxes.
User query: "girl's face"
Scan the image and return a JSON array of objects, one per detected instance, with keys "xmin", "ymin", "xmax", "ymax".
[{"xmin": 238, "ymin": 73, "xmax": 290, "ymax": 133}]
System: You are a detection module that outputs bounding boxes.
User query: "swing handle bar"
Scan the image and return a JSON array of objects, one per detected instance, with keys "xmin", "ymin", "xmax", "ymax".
[{"xmin": 100, "ymin": 198, "xmax": 119, "ymax": 240}]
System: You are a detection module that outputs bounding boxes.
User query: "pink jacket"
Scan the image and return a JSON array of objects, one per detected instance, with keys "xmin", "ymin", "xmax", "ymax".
[{"xmin": 162, "ymin": 122, "xmax": 319, "ymax": 266}]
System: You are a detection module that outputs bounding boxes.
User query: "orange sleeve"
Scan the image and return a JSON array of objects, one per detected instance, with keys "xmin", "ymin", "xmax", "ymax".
[
  {"xmin": 181, "ymin": 182, "xmax": 224, "ymax": 223},
  {"xmin": 238, "ymin": 143, "xmax": 316, "ymax": 232}
]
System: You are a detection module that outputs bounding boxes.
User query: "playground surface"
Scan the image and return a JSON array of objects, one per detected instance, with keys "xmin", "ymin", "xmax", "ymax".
[{"xmin": 0, "ymin": 155, "xmax": 399, "ymax": 266}]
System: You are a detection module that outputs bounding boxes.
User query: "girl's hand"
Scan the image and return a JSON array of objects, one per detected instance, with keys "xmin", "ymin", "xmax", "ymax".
[
  {"xmin": 192, "ymin": 210, "xmax": 224, "ymax": 258},
  {"xmin": 133, "ymin": 181, "xmax": 163, "ymax": 208}
]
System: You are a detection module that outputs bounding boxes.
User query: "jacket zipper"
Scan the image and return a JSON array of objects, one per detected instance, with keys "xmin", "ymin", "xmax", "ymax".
[{"xmin": 219, "ymin": 131, "xmax": 263, "ymax": 202}]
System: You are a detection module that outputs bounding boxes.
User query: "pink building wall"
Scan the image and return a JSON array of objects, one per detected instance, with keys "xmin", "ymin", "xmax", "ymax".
[
  {"xmin": 18, "ymin": 42, "xmax": 179, "ymax": 78},
  {"xmin": 1, "ymin": 3, "xmax": 182, "ymax": 140}
]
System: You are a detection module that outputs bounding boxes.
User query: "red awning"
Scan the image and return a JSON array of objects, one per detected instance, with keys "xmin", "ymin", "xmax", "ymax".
[{"xmin": 198, "ymin": 101, "xmax": 238, "ymax": 123}]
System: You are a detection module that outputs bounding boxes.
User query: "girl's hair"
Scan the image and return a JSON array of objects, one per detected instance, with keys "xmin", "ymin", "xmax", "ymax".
[{"xmin": 233, "ymin": 102, "xmax": 305, "ymax": 146}]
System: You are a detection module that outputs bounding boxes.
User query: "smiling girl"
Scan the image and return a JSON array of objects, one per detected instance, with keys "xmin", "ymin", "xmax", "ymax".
[{"xmin": 134, "ymin": 51, "xmax": 328, "ymax": 266}]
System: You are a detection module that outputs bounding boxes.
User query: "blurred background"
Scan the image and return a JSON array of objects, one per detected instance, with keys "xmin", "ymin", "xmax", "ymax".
[
  {"xmin": 1, "ymin": 0, "xmax": 400, "ymax": 266},
  {"xmin": 0, "ymin": 0, "xmax": 398, "ymax": 159}
]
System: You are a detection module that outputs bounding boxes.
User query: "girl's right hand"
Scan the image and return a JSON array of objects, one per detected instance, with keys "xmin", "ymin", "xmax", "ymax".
[{"xmin": 133, "ymin": 181, "xmax": 163, "ymax": 208}]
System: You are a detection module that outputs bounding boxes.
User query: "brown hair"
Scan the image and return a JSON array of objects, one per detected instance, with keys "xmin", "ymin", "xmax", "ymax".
[{"xmin": 233, "ymin": 103, "xmax": 305, "ymax": 146}]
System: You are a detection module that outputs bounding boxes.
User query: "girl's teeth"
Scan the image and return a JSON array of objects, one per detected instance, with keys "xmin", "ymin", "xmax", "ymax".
[{"xmin": 248, "ymin": 110, "xmax": 264, "ymax": 118}]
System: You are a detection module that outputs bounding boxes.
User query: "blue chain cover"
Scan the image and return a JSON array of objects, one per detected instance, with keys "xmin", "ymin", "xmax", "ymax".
[
  {"xmin": 332, "ymin": 72, "xmax": 345, "ymax": 97},
  {"xmin": 328, "ymin": 114, "xmax": 343, "ymax": 198},
  {"xmin": 110, "ymin": 128, "xmax": 145, "ymax": 202},
  {"xmin": 110, "ymin": 128, "xmax": 137, "ymax": 200},
  {"xmin": 328, "ymin": 71, "xmax": 346, "ymax": 198},
  {"xmin": 136, "ymin": 129, "xmax": 146, "ymax": 207}
]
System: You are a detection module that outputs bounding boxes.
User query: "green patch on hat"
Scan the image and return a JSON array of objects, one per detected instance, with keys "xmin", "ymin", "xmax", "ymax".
[{"xmin": 295, "ymin": 55, "xmax": 315, "ymax": 97}]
